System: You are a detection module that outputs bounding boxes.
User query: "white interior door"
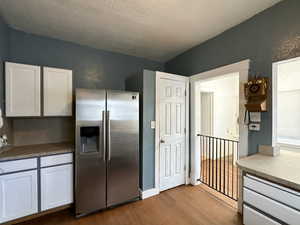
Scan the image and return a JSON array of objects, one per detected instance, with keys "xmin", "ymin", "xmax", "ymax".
[{"xmin": 158, "ymin": 73, "xmax": 188, "ymax": 191}]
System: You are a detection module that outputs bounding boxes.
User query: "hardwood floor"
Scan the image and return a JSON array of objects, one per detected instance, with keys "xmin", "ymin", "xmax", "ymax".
[{"xmin": 18, "ymin": 185, "xmax": 242, "ymax": 225}]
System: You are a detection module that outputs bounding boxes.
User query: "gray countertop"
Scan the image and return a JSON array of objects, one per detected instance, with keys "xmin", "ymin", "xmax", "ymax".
[
  {"xmin": 237, "ymin": 150, "xmax": 300, "ymax": 191},
  {"xmin": 0, "ymin": 142, "xmax": 75, "ymax": 161}
]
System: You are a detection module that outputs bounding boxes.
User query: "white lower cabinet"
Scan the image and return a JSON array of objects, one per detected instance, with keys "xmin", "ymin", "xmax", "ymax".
[
  {"xmin": 41, "ymin": 164, "xmax": 73, "ymax": 211},
  {"xmin": 243, "ymin": 174, "xmax": 300, "ymax": 225},
  {"xmin": 0, "ymin": 170, "xmax": 38, "ymax": 223},
  {"xmin": 243, "ymin": 205, "xmax": 280, "ymax": 225}
]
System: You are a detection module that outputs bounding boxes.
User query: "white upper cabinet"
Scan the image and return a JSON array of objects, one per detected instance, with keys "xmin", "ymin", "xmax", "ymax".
[
  {"xmin": 43, "ymin": 67, "xmax": 73, "ymax": 116},
  {"xmin": 5, "ymin": 62, "xmax": 41, "ymax": 117}
]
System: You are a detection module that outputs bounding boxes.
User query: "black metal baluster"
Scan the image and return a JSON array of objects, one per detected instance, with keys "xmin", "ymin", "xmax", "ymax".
[
  {"xmin": 219, "ymin": 139, "xmax": 221, "ymax": 192},
  {"xmin": 206, "ymin": 136, "xmax": 209, "ymax": 185},
  {"xmin": 216, "ymin": 138, "xmax": 218, "ymax": 191},
  {"xmin": 227, "ymin": 140, "xmax": 229, "ymax": 197}
]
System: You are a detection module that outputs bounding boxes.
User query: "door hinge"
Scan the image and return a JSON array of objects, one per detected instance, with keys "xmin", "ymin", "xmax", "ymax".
[
  {"xmin": 184, "ymin": 128, "xmax": 186, "ymax": 134},
  {"xmin": 184, "ymin": 90, "xmax": 187, "ymax": 96}
]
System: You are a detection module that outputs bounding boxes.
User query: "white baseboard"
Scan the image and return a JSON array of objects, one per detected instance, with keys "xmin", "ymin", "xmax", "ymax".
[{"xmin": 140, "ymin": 188, "xmax": 160, "ymax": 199}]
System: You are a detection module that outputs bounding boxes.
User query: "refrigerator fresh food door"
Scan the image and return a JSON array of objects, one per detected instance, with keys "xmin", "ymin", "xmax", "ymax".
[
  {"xmin": 106, "ymin": 90, "xmax": 139, "ymax": 207},
  {"xmin": 75, "ymin": 88, "xmax": 107, "ymax": 216}
]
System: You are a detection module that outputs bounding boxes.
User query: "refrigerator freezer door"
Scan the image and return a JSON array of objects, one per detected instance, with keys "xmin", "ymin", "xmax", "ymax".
[
  {"xmin": 106, "ymin": 90, "xmax": 139, "ymax": 207},
  {"xmin": 75, "ymin": 89, "xmax": 107, "ymax": 216}
]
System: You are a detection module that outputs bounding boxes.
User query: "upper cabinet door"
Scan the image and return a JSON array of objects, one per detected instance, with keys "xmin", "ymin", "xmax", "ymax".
[
  {"xmin": 5, "ymin": 62, "xmax": 41, "ymax": 117},
  {"xmin": 43, "ymin": 67, "xmax": 73, "ymax": 116}
]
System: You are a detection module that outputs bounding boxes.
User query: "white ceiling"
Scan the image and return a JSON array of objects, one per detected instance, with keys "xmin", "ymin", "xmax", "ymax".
[{"xmin": 0, "ymin": 0, "xmax": 281, "ymax": 62}]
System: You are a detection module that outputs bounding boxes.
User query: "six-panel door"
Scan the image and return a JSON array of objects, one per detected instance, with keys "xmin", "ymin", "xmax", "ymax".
[
  {"xmin": 159, "ymin": 78, "xmax": 186, "ymax": 191},
  {"xmin": 0, "ymin": 170, "xmax": 38, "ymax": 223}
]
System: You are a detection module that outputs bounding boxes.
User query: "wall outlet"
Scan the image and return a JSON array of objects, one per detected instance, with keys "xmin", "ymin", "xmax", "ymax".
[{"xmin": 249, "ymin": 123, "xmax": 260, "ymax": 131}]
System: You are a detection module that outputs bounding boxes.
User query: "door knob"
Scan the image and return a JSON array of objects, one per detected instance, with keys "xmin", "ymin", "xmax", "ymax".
[{"xmin": 160, "ymin": 140, "xmax": 165, "ymax": 143}]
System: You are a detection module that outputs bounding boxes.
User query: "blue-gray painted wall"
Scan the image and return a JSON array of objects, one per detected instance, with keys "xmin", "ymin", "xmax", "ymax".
[
  {"xmin": 166, "ymin": 0, "xmax": 300, "ymax": 154},
  {"xmin": 0, "ymin": 17, "xmax": 8, "ymax": 112},
  {"xmin": 0, "ymin": 16, "xmax": 10, "ymax": 137},
  {"xmin": 125, "ymin": 70, "xmax": 156, "ymax": 190},
  {"xmin": 141, "ymin": 70, "xmax": 156, "ymax": 190},
  {"xmin": 0, "ymin": 19, "xmax": 164, "ymax": 145},
  {"xmin": 8, "ymin": 28, "xmax": 164, "ymax": 90}
]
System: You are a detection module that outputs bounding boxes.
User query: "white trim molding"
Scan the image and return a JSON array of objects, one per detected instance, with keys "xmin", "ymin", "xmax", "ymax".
[
  {"xmin": 140, "ymin": 188, "xmax": 159, "ymax": 199},
  {"xmin": 155, "ymin": 71, "xmax": 190, "ymax": 192},
  {"xmin": 272, "ymin": 56, "xmax": 300, "ymax": 150},
  {"xmin": 189, "ymin": 59, "xmax": 250, "ymax": 186}
]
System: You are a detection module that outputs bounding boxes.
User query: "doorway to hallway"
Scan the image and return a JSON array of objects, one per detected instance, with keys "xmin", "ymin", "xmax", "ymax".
[{"xmin": 197, "ymin": 74, "xmax": 240, "ymax": 203}]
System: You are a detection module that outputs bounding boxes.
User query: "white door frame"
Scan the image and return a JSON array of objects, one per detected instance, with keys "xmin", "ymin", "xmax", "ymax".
[
  {"xmin": 155, "ymin": 71, "xmax": 190, "ymax": 192},
  {"xmin": 272, "ymin": 56, "xmax": 300, "ymax": 149},
  {"xmin": 189, "ymin": 60, "xmax": 250, "ymax": 185}
]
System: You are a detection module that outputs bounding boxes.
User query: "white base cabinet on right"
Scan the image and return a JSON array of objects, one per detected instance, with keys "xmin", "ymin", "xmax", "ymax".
[
  {"xmin": 41, "ymin": 164, "xmax": 73, "ymax": 211},
  {"xmin": 243, "ymin": 205, "xmax": 280, "ymax": 225},
  {"xmin": 243, "ymin": 174, "xmax": 300, "ymax": 225}
]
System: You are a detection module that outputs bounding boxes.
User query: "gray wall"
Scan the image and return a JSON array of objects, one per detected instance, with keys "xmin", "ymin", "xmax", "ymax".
[
  {"xmin": 1, "ymin": 25, "xmax": 164, "ymax": 145},
  {"xmin": 166, "ymin": 0, "xmax": 300, "ymax": 154},
  {"xmin": 142, "ymin": 70, "xmax": 156, "ymax": 190},
  {"xmin": 0, "ymin": 16, "xmax": 11, "ymax": 138},
  {"xmin": 125, "ymin": 70, "xmax": 156, "ymax": 191},
  {"xmin": 8, "ymin": 28, "xmax": 164, "ymax": 91}
]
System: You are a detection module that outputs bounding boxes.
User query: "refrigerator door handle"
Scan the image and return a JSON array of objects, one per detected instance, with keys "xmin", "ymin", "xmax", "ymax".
[
  {"xmin": 107, "ymin": 110, "xmax": 111, "ymax": 161},
  {"xmin": 102, "ymin": 110, "xmax": 106, "ymax": 162}
]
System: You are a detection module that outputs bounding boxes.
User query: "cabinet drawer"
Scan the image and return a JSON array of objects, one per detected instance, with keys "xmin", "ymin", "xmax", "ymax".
[
  {"xmin": 244, "ymin": 188, "xmax": 300, "ymax": 225},
  {"xmin": 244, "ymin": 174, "xmax": 300, "ymax": 210},
  {"xmin": 243, "ymin": 205, "xmax": 280, "ymax": 225},
  {"xmin": 0, "ymin": 158, "xmax": 37, "ymax": 174},
  {"xmin": 40, "ymin": 153, "xmax": 73, "ymax": 167}
]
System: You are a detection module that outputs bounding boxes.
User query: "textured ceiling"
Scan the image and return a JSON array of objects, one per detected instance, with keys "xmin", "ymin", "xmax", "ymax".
[{"xmin": 0, "ymin": 0, "xmax": 281, "ymax": 62}]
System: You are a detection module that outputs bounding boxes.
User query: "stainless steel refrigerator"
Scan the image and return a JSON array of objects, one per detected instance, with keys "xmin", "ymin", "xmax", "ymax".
[{"xmin": 75, "ymin": 88, "xmax": 139, "ymax": 217}]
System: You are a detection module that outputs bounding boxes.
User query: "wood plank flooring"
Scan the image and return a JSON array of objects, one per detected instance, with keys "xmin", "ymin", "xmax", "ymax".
[{"xmin": 18, "ymin": 185, "xmax": 242, "ymax": 225}]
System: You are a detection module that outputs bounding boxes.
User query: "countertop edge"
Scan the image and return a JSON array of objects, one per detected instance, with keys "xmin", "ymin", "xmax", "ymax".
[
  {"xmin": 0, "ymin": 149, "xmax": 74, "ymax": 162},
  {"xmin": 0, "ymin": 143, "xmax": 75, "ymax": 162},
  {"xmin": 237, "ymin": 161, "xmax": 300, "ymax": 191}
]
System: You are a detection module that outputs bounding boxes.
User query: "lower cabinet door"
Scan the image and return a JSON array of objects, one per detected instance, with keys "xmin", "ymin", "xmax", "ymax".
[
  {"xmin": 41, "ymin": 164, "xmax": 73, "ymax": 211},
  {"xmin": 0, "ymin": 170, "xmax": 38, "ymax": 223}
]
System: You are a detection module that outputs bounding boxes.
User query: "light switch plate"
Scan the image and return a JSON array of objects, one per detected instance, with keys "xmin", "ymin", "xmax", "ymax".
[{"xmin": 150, "ymin": 121, "xmax": 156, "ymax": 129}]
